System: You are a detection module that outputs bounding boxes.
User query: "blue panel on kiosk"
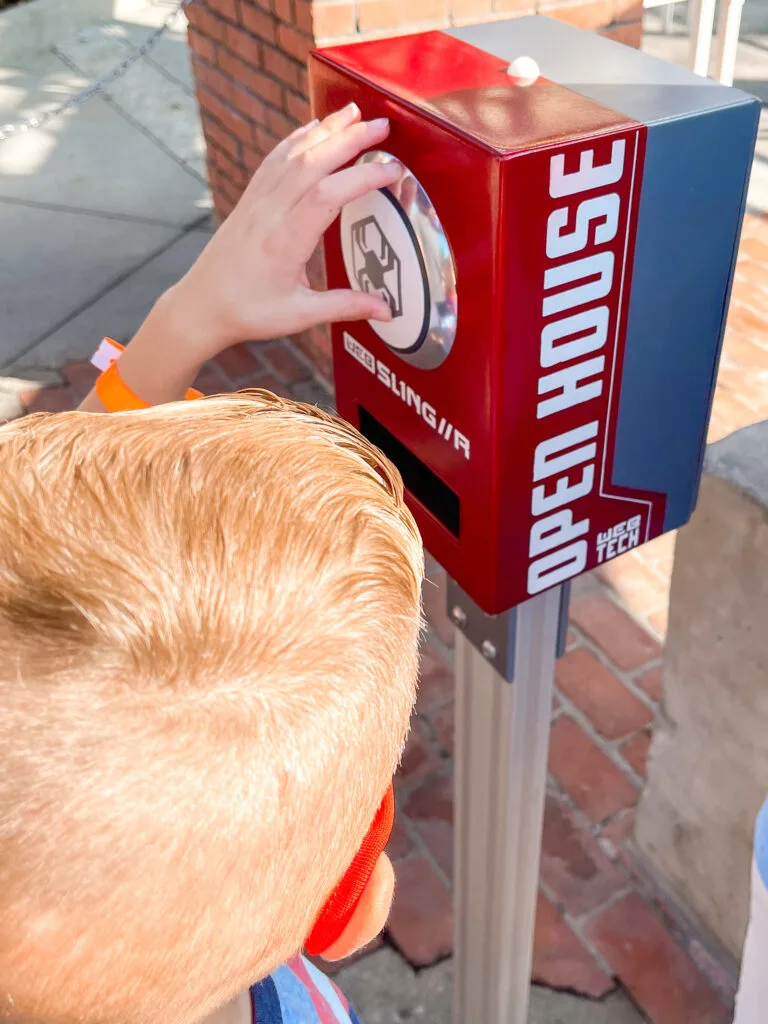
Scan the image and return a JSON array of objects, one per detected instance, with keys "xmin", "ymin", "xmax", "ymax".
[{"xmin": 616, "ymin": 105, "xmax": 757, "ymax": 530}]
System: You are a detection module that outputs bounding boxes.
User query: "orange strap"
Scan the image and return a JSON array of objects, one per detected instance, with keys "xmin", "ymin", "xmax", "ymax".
[{"xmin": 92, "ymin": 338, "xmax": 202, "ymax": 412}]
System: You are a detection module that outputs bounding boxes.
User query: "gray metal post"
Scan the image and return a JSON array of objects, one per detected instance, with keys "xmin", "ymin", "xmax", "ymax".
[{"xmin": 449, "ymin": 582, "xmax": 566, "ymax": 1024}]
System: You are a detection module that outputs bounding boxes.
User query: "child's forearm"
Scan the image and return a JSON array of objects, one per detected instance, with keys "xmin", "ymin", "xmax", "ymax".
[{"xmin": 78, "ymin": 288, "xmax": 212, "ymax": 412}]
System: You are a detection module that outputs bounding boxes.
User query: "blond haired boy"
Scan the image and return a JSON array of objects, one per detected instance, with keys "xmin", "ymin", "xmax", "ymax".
[{"xmin": 0, "ymin": 105, "xmax": 423, "ymax": 1024}]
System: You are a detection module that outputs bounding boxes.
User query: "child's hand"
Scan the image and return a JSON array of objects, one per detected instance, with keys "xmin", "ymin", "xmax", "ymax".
[
  {"xmin": 78, "ymin": 104, "xmax": 399, "ymax": 413},
  {"xmin": 169, "ymin": 103, "xmax": 401, "ymax": 359}
]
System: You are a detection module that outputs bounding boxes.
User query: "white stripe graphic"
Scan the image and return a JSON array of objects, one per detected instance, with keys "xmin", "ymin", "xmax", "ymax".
[{"xmin": 598, "ymin": 132, "xmax": 655, "ymax": 543}]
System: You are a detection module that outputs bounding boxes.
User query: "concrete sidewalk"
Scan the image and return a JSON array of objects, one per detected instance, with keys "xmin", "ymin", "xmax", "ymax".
[
  {"xmin": 335, "ymin": 950, "xmax": 646, "ymax": 1024},
  {"xmin": 0, "ymin": 0, "xmax": 211, "ymax": 392}
]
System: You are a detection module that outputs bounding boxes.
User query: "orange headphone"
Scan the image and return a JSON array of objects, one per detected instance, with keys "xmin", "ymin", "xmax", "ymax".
[
  {"xmin": 92, "ymin": 342, "xmax": 397, "ymax": 961},
  {"xmin": 305, "ymin": 784, "xmax": 395, "ymax": 956}
]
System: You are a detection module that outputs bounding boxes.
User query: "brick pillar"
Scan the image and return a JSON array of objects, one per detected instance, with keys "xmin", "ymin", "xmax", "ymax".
[{"xmin": 188, "ymin": 0, "xmax": 644, "ymax": 379}]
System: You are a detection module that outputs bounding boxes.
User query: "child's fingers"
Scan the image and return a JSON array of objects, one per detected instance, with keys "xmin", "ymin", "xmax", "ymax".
[
  {"xmin": 273, "ymin": 118, "xmax": 392, "ymax": 213},
  {"xmin": 243, "ymin": 105, "xmax": 361, "ymax": 201},
  {"xmin": 240, "ymin": 119, "xmax": 319, "ymax": 200},
  {"xmin": 296, "ymin": 287, "xmax": 393, "ymax": 328},
  {"xmin": 266, "ymin": 104, "xmax": 359, "ymax": 173},
  {"xmin": 291, "ymin": 160, "xmax": 403, "ymax": 261},
  {"xmin": 289, "ymin": 102, "xmax": 363, "ymax": 157}
]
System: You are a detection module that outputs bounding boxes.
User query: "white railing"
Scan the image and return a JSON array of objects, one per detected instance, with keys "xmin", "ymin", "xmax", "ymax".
[{"xmin": 643, "ymin": 0, "xmax": 747, "ymax": 86}]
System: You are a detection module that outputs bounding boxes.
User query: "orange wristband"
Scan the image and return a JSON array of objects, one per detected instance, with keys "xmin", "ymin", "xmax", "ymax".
[{"xmin": 91, "ymin": 338, "xmax": 202, "ymax": 411}]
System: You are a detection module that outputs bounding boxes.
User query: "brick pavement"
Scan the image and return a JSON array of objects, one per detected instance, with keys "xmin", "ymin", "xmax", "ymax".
[{"xmin": 11, "ymin": 211, "xmax": 768, "ymax": 1023}]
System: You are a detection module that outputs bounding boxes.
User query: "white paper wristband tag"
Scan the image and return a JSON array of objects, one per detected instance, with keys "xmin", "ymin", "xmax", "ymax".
[{"xmin": 91, "ymin": 337, "xmax": 124, "ymax": 372}]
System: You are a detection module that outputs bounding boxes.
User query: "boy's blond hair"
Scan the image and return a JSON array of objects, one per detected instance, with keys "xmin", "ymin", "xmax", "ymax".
[{"xmin": 0, "ymin": 393, "xmax": 423, "ymax": 1024}]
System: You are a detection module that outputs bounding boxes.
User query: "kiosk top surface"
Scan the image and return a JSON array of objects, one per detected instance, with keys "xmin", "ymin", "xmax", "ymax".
[
  {"xmin": 314, "ymin": 16, "xmax": 758, "ymax": 154},
  {"xmin": 449, "ymin": 16, "xmax": 755, "ymax": 124}
]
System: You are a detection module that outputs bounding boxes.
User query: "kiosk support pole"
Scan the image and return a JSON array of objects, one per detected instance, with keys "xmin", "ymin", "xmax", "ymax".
[{"xmin": 451, "ymin": 584, "xmax": 565, "ymax": 1024}]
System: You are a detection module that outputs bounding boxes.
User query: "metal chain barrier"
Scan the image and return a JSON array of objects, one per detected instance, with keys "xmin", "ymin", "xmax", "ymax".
[{"xmin": 0, "ymin": 0, "xmax": 195, "ymax": 142}]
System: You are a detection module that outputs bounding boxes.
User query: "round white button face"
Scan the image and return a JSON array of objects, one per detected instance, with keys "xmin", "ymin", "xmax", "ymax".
[
  {"xmin": 339, "ymin": 152, "xmax": 457, "ymax": 370},
  {"xmin": 341, "ymin": 189, "xmax": 429, "ymax": 353}
]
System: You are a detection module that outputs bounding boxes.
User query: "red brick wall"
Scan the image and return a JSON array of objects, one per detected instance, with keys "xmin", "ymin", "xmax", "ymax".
[{"xmin": 188, "ymin": 0, "xmax": 644, "ymax": 380}]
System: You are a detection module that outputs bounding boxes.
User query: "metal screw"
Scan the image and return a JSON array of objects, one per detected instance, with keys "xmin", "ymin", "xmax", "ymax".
[
  {"xmin": 481, "ymin": 640, "xmax": 497, "ymax": 661},
  {"xmin": 451, "ymin": 605, "xmax": 467, "ymax": 627}
]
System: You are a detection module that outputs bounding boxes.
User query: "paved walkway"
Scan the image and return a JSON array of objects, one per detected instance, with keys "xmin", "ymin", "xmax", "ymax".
[
  {"xmin": 0, "ymin": 0, "xmax": 211, "ymax": 392},
  {"xmin": 1, "ymin": 4, "xmax": 767, "ymax": 1022}
]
